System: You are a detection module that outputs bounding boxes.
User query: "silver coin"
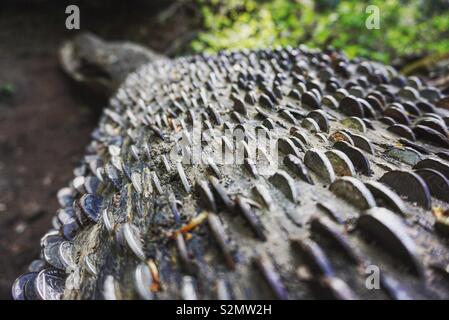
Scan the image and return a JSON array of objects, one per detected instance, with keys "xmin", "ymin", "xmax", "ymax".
[
  {"xmin": 40, "ymin": 230, "xmax": 63, "ymax": 248},
  {"xmin": 28, "ymin": 259, "xmax": 47, "ymax": 272},
  {"xmin": 57, "ymin": 207, "xmax": 75, "ymax": 225},
  {"xmin": 61, "ymin": 217, "xmax": 81, "ymax": 241},
  {"xmin": 52, "ymin": 216, "xmax": 62, "ymax": 230},
  {"xmin": 12, "ymin": 272, "xmax": 38, "ymax": 300},
  {"xmin": 134, "ymin": 262, "xmax": 153, "ymax": 300},
  {"xmin": 24, "ymin": 272, "xmax": 39, "ymax": 300},
  {"xmin": 123, "ymin": 222, "xmax": 145, "ymax": 261},
  {"xmin": 59, "ymin": 241, "xmax": 76, "ymax": 270},
  {"xmin": 80, "ymin": 193, "xmax": 103, "ymax": 223},
  {"xmin": 72, "ymin": 176, "xmax": 86, "ymax": 193},
  {"xmin": 114, "ymin": 224, "xmax": 126, "ymax": 250},
  {"xmin": 84, "ymin": 254, "xmax": 97, "ymax": 277},
  {"xmin": 43, "ymin": 241, "xmax": 65, "ymax": 270},
  {"xmin": 103, "ymin": 275, "xmax": 120, "ymax": 300},
  {"xmin": 35, "ymin": 268, "xmax": 66, "ymax": 300},
  {"xmin": 56, "ymin": 187, "xmax": 74, "ymax": 208},
  {"xmin": 181, "ymin": 276, "xmax": 198, "ymax": 300},
  {"xmin": 102, "ymin": 207, "xmax": 114, "ymax": 233},
  {"xmin": 84, "ymin": 175, "xmax": 102, "ymax": 194},
  {"xmin": 65, "ymin": 268, "xmax": 82, "ymax": 292}
]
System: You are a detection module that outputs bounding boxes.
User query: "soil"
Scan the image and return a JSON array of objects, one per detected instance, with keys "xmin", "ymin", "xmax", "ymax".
[{"xmin": 0, "ymin": 0, "xmax": 199, "ymax": 299}]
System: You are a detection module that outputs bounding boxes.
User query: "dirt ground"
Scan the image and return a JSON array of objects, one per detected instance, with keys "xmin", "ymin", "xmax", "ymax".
[{"xmin": 0, "ymin": 1, "xmax": 198, "ymax": 299}]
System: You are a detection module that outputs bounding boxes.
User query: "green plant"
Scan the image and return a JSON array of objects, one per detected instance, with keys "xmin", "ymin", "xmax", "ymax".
[
  {"xmin": 191, "ymin": 0, "xmax": 449, "ymax": 64},
  {"xmin": 0, "ymin": 83, "xmax": 16, "ymax": 99}
]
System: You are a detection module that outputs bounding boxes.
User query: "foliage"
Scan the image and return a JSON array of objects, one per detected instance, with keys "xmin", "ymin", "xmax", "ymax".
[
  {"xmin": 0, "ymin": 83, "xmax": 16, "ymax": 101},
  {"xmin": 190, "ymin": 0, "xmax": 449, "ymax": 63}
]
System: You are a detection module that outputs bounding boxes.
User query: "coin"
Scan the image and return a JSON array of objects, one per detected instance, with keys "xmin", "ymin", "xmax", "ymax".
[
  {"xmin": 12, "ymin": 272, "xmax": 38, "ymax": 300},
  {"xmin": 35, "ymin": 268, "xmax": 66, "ymax": 300}
]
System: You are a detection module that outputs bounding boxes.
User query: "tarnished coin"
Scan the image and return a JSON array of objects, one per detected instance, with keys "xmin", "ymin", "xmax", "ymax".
[
  {"xmin": 269, "ymin": 170, "xmax": 299, "ymax": 203},
  {"xmin": 325, "ymin": 149, "xmax": 356, "ymax": 177},
  {"xmin": 413, "ymin": 125, "xmax": 449, "ymax": 148},
  {"xmin": 291, "ymin": 127, "xmax": 312, "ymax": 146},
  {"xmin": 364, "ymin": 181, "xmax": 406, "ymax": 215},
  {"xmin": 278, "ymin": 137, "xmax": 301, "ymax": 157},
  {"xmin": 333, "ymin": 141, "xmax": 371, "ymax": 175},
  {"xmin": 291, "ymin": 238, "xmax": 335, "ymax": 277},
  {"xmin": 329, "ymin": 177, "xmax": 376, "ymax": 210},
  {"xmin": 216, "ymin": 278, "xmax": 232, "ymax": 300},
  {"xmin": 358, "ymin": 207, "xmax": 424, "ymax": 278},
  {"xmin": 328, "ymin": 130, "xmax": 354, "ymax": 145},
  {"xmin": 349, "ymin": 133, "xmax": 374, "ymax": 155},
  {"xmin": 384, "ymin": 106, "xmax": 411, "ymax": 125},
  {"xmin": 387, "ymin": 124, "xmax": 416, "ymax": 141},
  {"xmin": 284, "ymin": 154, "xmax": 314, "ymax": 184},
  {"xmin": 341, "ymin": 117, "xmax": 367, "ymax": 133},
  {"xmin": 301, "ymin": 117, "xmax": 320, "ymax": 133},
  {"xmin": 235, "ymin": 196, "xmax": 267, "ymax": 241},
  {"xmin": 340, "ymin": 96, "xmax": 364, "ymax": 117},
  {"xmin": 259, "ymin": 93, "xmax": 275, "ymax": 110},
  {"xmin": 366, "ymin": 95, "xmax": 384, "ymax": 113},
  {"xmin": 380, "ymin": 116, "xmax": 396, "ymax": 126},
  {"xmin": 301, "ymin": 91, "xmax": 320, "ymax": 109},
  {"xmin": 402, "ymin": 102, "xmax": 421, "ymax": 116},
  {"xmin": 413, "ymin": 158, "xmax": 449, "ymax": 180},
  {"xmin": 415, "ymin": 168, "xmax": 449, "ymax": 202},
  {"xmin": 416, "ymin": 115, "xmax": 447, "ymax": 134},
  {"xmin": 304, "ymin": 149, "xmax": 336, "ymax": 183},
  {"xmin": 380, "ymin": 272, "xmax": 414, "ymax": 300},
  {"xmin": 385, "ymin": 147, "xmax": 422, "ymax": 166},
  {"xmin": 379, "ymin": 170, "xmax": 432, "ymax": 210},
  {"xmin": 437, "ymin": 151, "xmax": 449, "ymax": 162},
  {"xmin": 359, "ymin": 98, "xmax": 376, "ymax": 118},
  {"xmin": 196, "ymin": 179, "xmax": 217, "ymax": 212},
  {"xmin": 310, "ymin": 216, "xmax": 361, "ymax": 265},
  {"xmin": 253, "ymin": 254, "xmax": 289, "ymax": 300},
  {"xmin": 252, "ymin": 184, "xmax": 274, "ymax": 210},
  {"xmin": 398, "ymin": 138, "xmax": 430, "ymax": 155}
]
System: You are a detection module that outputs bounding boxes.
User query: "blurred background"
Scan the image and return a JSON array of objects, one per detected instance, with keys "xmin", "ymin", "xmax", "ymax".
[{"xmin": 0, "ymin": 0, "xmax": 448, "ymax": 299}]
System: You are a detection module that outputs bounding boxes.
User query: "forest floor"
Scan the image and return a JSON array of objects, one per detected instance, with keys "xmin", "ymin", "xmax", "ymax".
[{"xmin": 0, "ymin": 1, "xmax": 198, "ymax": 299}]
